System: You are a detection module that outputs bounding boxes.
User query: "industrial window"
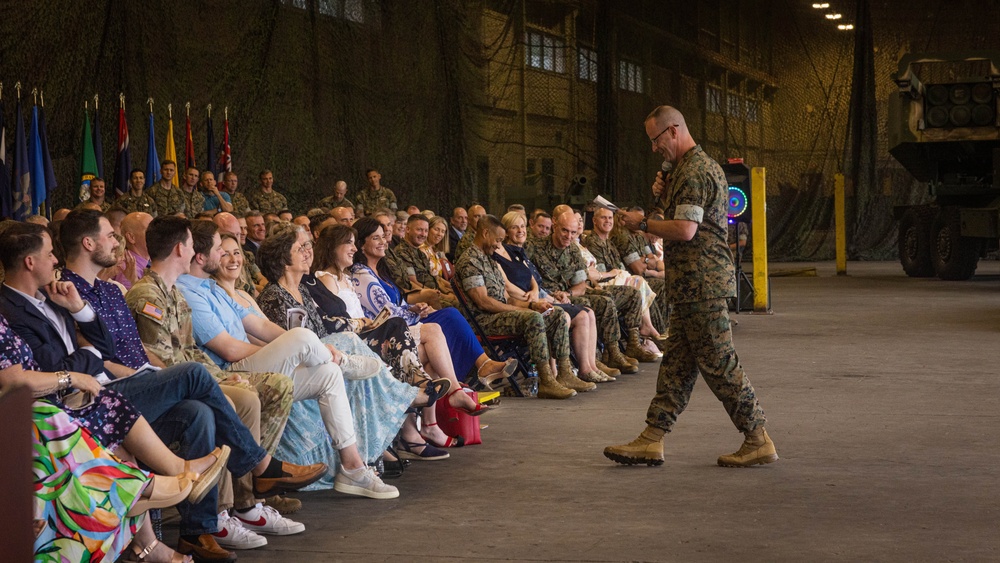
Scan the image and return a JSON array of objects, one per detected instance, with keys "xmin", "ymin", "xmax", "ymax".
[
  {"xmin": 541, "ymin": 158, "xmax": 556, "ymax": 194},
  {"xmin": 619, "ymin": 60, "xmax": 643, "ymax": 93},
  {"xmin": 746, "ymin": 99, "xmax": 760, "ymax": 122},
  {"xmin": 727, "ymin": 92, "xmax": 741, "ymax": 117},
  {"xmin": 706, "ymin": 85, "xmax": 722, "ymax": 113},
  {"xmin": 578, "ymin": 47, "xmax": 598, "ymax": 82},
  {"xmin": 525, "ymin": 30, "xmax": 565, "ymax": 73}
]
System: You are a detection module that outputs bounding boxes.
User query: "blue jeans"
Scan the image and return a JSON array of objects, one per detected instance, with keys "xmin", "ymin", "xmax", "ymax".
[{"xmin": 108, "ymin": 362, "xmax": 267, "ymax": 535}]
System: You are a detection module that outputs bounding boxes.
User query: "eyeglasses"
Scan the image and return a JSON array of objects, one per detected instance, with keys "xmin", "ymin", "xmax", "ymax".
[
  {"xmin": 650, "ymin": 124, "xmax": 679, "ymax": 144},
  {"xmin": 295, "ymin": 241, "xmax": 314, "ymax": 254}
]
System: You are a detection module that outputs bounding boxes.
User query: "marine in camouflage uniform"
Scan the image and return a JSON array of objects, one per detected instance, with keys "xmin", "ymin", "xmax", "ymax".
[
  {"xmin": 125, "ymin": 268, "xmax": 293, "ymax": 454},
  {"xmin": 251, "ymin": 189, "xmax": 288, "ymax": 215},
  {"xmin": 177, "ymin": 187, "xmax": 206, "ymax": 219},
  {"xmin": 116, "ymin": 190, "xmax": 157, "ymax": 216},
  {"xmin": 452, "ymin": 228, "xmax": 475, "ymax": 262},
  {"xmin": 394, "ymin": 238, "xmax": 457, "ymax": 308},
  {"xmin": 318, "ymin": 195, "xmax": 354, "ymax": 210},
  {"xmin": 354, "ymin": 186, "xmax": 397, "ymax": 217},
  {"xmin": 76, "ymin": 199, "xmax": 112, "ymax": 213},
  {"xmin": 588, "ymin": 230, "xmax": 669, "ymax": 334},
  {"xmin": 382, "ymin": 244, "xmax": 411, "ymax": 292},
  {"xmin": 146, "ymin": 182, "xmax": 188, "ymax": 216},
  {"xmin": 230, "ymin": 192, "xmax": 251, "ymax": 216},
  {"xmin": 526, "ymin": 235, "xmax": 642, "ymax": 350},
  {"xmin": 456, "ymin": 242, "xmax": 570, "ymax": 366}
]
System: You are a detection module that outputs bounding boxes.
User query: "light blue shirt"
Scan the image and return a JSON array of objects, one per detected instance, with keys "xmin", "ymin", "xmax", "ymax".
[
  {"xmin": 203, "ymin": 191, "xmax": 232, "ymax": 212},
  {"xmin": 175, "ymin": 274, "xmax": 250, "ymax": 368}
]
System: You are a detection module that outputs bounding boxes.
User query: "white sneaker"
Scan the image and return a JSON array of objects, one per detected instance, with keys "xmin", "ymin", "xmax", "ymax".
[
  {"xmin": 339, "ymin": 354, "xmax": 382, "ymax": 380},
  {"xmin": 212, "ymin": 510, "xmax": 268, "ymax": 549},
  {"xmin": 333, "ymin": 466, "xmax": 400, "ymax": 499},
  {"xmin": 234, "ymin": 504, "xmax": 305, "ymax": 536}
]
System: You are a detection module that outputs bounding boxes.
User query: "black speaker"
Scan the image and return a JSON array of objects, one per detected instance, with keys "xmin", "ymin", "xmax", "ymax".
[{"xmin": 722, "ymin": 161, "xmax": 751, "ymax": 224}]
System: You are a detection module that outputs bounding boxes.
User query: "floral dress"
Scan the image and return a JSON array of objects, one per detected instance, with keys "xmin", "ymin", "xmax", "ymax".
[{"xmin": 0, "ymin": 315, "xmax": 148, "ymax": 562}]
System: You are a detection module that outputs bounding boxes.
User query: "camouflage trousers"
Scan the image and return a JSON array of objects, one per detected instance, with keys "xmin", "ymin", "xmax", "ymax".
[
  {"xmin": 217, "ymin": 371, "xmax": 294, "ymax": 511},
  {"xmin": 646, "ymin": 298, "xmax": 765, "ymax": 434},
  {"xmin": 646, "ymin": 277, "xmax": 670, "ymax": 334},
  {"xmin": 475, "ymin": 307, "xmax": 570, "ymax": 365},
  {"xmin": 571, "ymin": 285, "xmax": 642, "ymax": 345}
]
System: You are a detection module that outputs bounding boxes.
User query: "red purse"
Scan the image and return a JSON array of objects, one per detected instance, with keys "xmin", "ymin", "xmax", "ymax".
[{"xmin": 433, "ymin": 386, "xmax": 482, "ymax": 446}]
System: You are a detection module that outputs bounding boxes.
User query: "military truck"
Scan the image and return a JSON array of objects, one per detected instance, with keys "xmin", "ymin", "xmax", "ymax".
[{"xmin": 889, "ymin": 52, "xmax": 1000, "ymax": 280}]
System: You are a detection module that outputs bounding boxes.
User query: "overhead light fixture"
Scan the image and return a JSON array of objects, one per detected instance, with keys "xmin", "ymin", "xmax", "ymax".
[
  {"xmin": 837, "ymin": 24, "xmax": 854, "ymax": 30},
  {"xmin": 825, "ymin": 13, "xmax": 843, "ymax": 19},
  {"xmin": 812, "ymin": 3, "xmax": 829, "ymax": 8}
]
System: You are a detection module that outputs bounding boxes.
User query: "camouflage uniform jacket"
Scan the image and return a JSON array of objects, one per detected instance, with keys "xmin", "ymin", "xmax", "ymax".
[
  {"xmin": 317, "ymin": 195, "xmax": 354, "ymax": 210},
  {"xmin": 610, "ymin": 227, "xmax": 651, "ymax": 267},
  {"xmin": 525, "ymin": 237, "xmax": 588, "ymax": 293},
  {"xmin": 655, "ymin": 144, "xmax": 736, "ymax": 303},
  {"xmin": 455, "ymin": 242, "xmax": 507, "ymax": 319},
  {"xmin": 146, "ymin": 183, "xmax": 188, "ymax": 216},
  {"xmin": 453, "ymin": 228, "xmax": 475, "ymax": 262},
  {"xmin": 394, "ymin": 240, "xmax": 439, "ymax": 290},
  {"xmin": 76, "ymin": 199, "xmax": 112, "ymax": 213},
  {"xmin": 582, "ymin": 232, "xmax": 625, "ymax": 272},
  {"xmin": 382, "ymin": 245, "xmax": 411, "ymax": 292},
  {"xmin": 251, "ymin": 189, "xmax": 288, "ymax": 214},
  {"xmin": 115, "ymin": 191, "xmax": 157, "ymax": 216},
  {"xmin": 178, "ymin": 187, "xmax": 205, "ymax": 218},
  {"xmin": 230, "ymin": 192, "xmax": 251, "ymax": 216},
  {"xmin": 354, "ymin": 187, "xmax": 397, "ymax": 216},
  {"xmin": 125, "ymin": 268, "xmax": 224, "ymax": 378}
]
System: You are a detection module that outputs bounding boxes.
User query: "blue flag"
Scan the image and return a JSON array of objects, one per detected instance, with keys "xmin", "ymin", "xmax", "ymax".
[
  {"xmin": 206, "ymin": 111, "xmax": 216, "ymax": 178},
  {"xmin": 11, "ymin": 99, "xmax": 30, "ymax": 220},
  {"xmin": 145, "ymin": 111, "xmax": 160, "ymax": 188},
  {"xmin": 38, "ymin": 105, "xmax": 57, "ymax": 213},
  {"xmin": 93, "ymin": 104, "xmax": 105, "ymax": 180},
  {"xmin": 0, "ymin": 99, "xmax": 10, "ymax": 218},
  {"xmin": 28, "ymin": 105, "xmax": 47, "ymax": 215}
]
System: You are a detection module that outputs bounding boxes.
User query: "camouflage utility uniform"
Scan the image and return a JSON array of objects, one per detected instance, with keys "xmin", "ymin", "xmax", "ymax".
[
  {"xmin": 647, "ymin": 144, "xmax": 764, "ymax": 434},
  {"xmin": 526, "ymin": 237, "xmax": 642, "ymax": 346},
  {"xmin": 230, "ymin": 192, "xmax": 252, "ymax": 216},
  {"xmin": 587, "ymin": 231, "xmax": 669, "ymax": 333},
  {"xmin": 394, "ymin": 241, "xmax": 440, "ymax": 290},
  {"xmin": 382, "ymin": 245, "xmax": 411, "ymax": 292},
  {"xmin": 354, "ymin": 186, "xmax": 397, "ymax": 217},
  {"xmin": 453, "ymin": 228, "xmax": 475, "ymax": 262},
  {"xmin": 76, "ymin": 199, "xmax": 112, "ymax": 213},
  {"xmin": 116, "ymin": 191, "xmax": 157, "ymax": 215},
  {"xmin": 125, "ymin": 269, "xmax": 293, "ymax": 453},
  {"xmin": 178, "ymin": 188, "xmax": 205, "ymax": 218},
  {"xmin": 456, "ymin": 243, "xmax": 570, "ymax": 364},
  {"xmin": 318, "ymin": 195, "xmax": 354, "ymax": 210},
  {"xmin": 251, "ymin": 189, "xmax": 288, "ymax": 215},
  {"xmin": 146, "ymin": 184, "xmax": 187, "ymax": 216}
]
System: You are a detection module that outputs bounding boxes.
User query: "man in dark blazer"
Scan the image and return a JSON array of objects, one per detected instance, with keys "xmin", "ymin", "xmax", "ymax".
[{"xmin": 448, "ymin": 206, "xmax": 468, "ymax": 261}]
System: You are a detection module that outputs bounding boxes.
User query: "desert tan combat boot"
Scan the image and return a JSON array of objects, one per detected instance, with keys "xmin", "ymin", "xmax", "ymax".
[
  {"xmin": 555, "ymin": 358, "xmax": 597, "ymax": 392},
  {"xmin": 595, "ymin": 358, "xmax": 621, "ymax": 377},
  {"xmin": 717, "ymin": 428, "xmax": 779, "ymax": 467},
  {"xmin": 625, "ymin": 328, "xmax": 661, "ymax": 363},
  {"xmin": 536, "ymin": 362, "xmax": 576, "ymax": 400},
  {"xmin": 579, "ymin": 366, "xmax": 615, "ymax": 383},
  {"xmin": 604, "ymin": 345, "xmax": 638, "ymax": 374},
  {"xmin": 603, "ymin": 426, "xmax": 665, "ymax": 466}
]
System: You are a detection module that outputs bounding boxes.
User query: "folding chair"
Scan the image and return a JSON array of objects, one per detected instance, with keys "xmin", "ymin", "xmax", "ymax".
[{"xmin": 451, "ymin": 282, "xmax": 533, "ymax": 396}]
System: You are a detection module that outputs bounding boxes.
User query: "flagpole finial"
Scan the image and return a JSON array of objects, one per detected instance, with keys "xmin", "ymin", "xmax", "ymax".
[
  {"xmin": 120, "ymin": 93, "xmax": 126, "ymax": 108},
  {"xmin": 32, "ymin": 87, "xmax": 38, "ymax": 105},
  {"xmin": 168, "ymin": 103, "xmax": 172, "ymax": 118},
  {"xmin": 147, "ymin": 97, "xmax": 154, "ymax": 113},
  {"xmin": 15, "ymin": 81, "xmax": 21, "ymax": 100},
  {"xmin": 40, "ymin": 90, "xmax": 45, "ymax": 108},
  {"xmin": 225, "ymin": 106, "xmax": 229, "ymax": 120},
  {"xmin": 0, "ymin": 82, "xmax": 4, "ymax": 101},
  {"xmin": 207, "ymin": 103, "xmax": 212, "ymax": 117},
  {"xmin": 85, "ymin": 100, "xmax": 88, "ymax": 110},
  {"xmin": 185, "ymin": 102, "xmax": 191, "ymax": 116},
  {"xmin": 94, "ymin": 93, "xmax": 99, "ymax": 111}
]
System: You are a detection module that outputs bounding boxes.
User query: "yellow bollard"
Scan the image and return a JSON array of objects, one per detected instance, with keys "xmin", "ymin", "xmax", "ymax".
[
  {"xmin": 834, "ymin": 173, "xmax": 847, "ymax": 275},
  {"xmin": 750, "ymin": 167, "xmax": 770, "ymax": 313}
]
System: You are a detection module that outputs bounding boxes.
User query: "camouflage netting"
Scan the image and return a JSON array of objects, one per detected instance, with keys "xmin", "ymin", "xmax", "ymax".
[{"xmin": 2, "ymin": 0, "xmax": 998, "ymax": 261}]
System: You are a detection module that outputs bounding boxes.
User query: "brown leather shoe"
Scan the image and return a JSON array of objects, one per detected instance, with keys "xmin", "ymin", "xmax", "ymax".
[
  {"xmin": 252, "ymin": 461, "xmax": 328, "ymax": 497},
  {"xmin": 264, "ymin": 494, "xmax": 302, "ymax": 515},
  {"xmin": 177, "ymin": 534, "xmax": 236, "ymax": 563}
]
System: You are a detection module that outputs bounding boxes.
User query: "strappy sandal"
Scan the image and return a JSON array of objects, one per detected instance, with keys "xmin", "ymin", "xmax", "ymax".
[
  {"xmin": 395, "ymin": 438, "xmax": 450, "ymax": 461},
  {"xmin": 127, "ymin": 475, "xmax": 193, "ymax": 517},
  {"xmin": 121, "ymin": 539, "xmax": 193, "ymax": 562},
  {"xmin": 420, "ymin": 421, "xmax": 465, "ymax": 448},
  {"xmin": 182, "ymin": 445, "xmax": 231, "ymax": 505},
  {"xmin": 445, "ymin": 387, "xmax": 494, "ymax": 417},
  {"xmin": 414, "ymin": 378, "xmax": 451, "ymax": 408},
  {"xmin": 476, "ymin": 358, "xmax": 518, "ymax": 390},
  {"xmin": 379, "ymin": 445, "xmax": 409, "ymax": 478}
]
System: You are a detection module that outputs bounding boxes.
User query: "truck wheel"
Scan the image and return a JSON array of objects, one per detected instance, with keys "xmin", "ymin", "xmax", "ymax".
[
  {"xmin": 898, "ymin": 208, "xmax": 934, "ymax": 277},
  {"xmin": 930, "ymin": 207, "xmax": 980, "ymax": 280}
]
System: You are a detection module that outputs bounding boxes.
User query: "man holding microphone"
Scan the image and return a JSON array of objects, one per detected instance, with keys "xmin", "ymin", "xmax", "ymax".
[{"xmin": 604, "ymin": 105, "xmax": 777, "ymax": 468}]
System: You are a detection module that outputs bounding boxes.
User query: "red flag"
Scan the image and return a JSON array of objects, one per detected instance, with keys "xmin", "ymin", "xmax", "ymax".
[
  {"xmin": 220, "ymin": 117, "xmax": 231, "ymax": 172},
  {"xmin": 112, "ymin": 104, "xmax": 131, "ymax": 198},
  {"xmin": 185, "ymin": 114, "xmax": 196, "ymax": 170}
]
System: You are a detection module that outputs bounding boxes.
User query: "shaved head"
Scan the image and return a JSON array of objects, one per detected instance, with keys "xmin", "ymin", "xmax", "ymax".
[{"xmin": 213, "ymin": 212, "xmax": 241, "ymax": 238}]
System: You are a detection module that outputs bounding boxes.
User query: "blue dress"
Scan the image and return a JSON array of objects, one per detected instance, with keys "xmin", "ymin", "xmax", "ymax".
[{"xmin": 350, "ymin": 263, "xmax": 484, "ymax": 382}]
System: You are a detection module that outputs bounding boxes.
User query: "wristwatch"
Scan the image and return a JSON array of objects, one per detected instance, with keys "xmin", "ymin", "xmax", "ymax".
[{"xmin": 638, "ymin": 219, "xmax": 648, "ymax": 232}]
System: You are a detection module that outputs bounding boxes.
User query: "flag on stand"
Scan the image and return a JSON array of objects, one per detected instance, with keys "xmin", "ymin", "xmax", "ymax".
[
  {"xmin": 79, "ymin": 107, "xmax": 99, "ymax": 204},
  {"xmin": 206, "ymin": 108, "xmax": 216, "ymax": 178},
  {"xmin": 185, "ymin": 111, "xmax": 196, "ymax": 170},
  {"xmin": 112, "ymin": 100, "xmax": 131, "ymax": 197},
  {"xmin": 11, "ymin": 98, "xmax": 29, "ymax": 220},
  {"xmin": 220, "ymin": 113, "xmax": 231, "ymax": 173},
  {"xmin": 164, "ymin": 111, "xmax": 178, "ymax": 186},
  {"xmin": 145, "ymin": 110, "xmax": 160, "ymax": 188},
  {"xmin": 37, "ymin": 101, "xmax": 57, "ymax": 215},
  {"xmin": 0, "ymin": 98, "xmax": 11, "ymax": 218},
  {"xmin": 28, "ymin": 104, "xmax": 47, "ymax": 215},
  {"xmin": 93, "ymin": 99, "xmax": 105, "ymax": 180}
]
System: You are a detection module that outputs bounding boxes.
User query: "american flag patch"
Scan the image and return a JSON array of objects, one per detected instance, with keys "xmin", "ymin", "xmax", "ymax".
[{"xmin": 141, "ymin": 302, "xmax": 164, "ymax": 321}]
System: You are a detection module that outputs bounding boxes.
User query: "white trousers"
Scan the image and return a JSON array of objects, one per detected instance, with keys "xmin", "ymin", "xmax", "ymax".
[{"xmin": 230, "ymin": 327, "xmax": 357, "ymax": 449}]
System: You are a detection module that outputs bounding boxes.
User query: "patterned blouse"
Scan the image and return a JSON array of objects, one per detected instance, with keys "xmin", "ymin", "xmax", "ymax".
[
  {"xmin": 0, "ymin": 313, "xmax": 41, "ymax": 372},
  {"xmin": 347, "ymin": 264, "xmax": 420, "ymax": 325},
  {"xmin": 257, "ymin": 282, "xmax": 331, "ymax": 338}
]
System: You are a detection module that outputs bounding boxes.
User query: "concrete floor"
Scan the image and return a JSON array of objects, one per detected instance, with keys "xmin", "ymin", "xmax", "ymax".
[{"xmin": 184, "ymin": 261, "xmax": 1000, "ymax": 562}]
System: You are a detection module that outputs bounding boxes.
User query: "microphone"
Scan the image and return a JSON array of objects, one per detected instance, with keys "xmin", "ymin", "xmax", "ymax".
[{"xmin": 651, "ymin": 161, "xmax": 672, "ymax": 215}]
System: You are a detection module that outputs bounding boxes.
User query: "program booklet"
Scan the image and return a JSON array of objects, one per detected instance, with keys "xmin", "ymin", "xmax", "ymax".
[{"xmin": 593, "ymin": 195, "xmax": 619, "ymax": 213}]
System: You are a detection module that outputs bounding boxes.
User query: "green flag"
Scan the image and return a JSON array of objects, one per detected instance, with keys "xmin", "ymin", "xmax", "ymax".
[{"xmin": 78, "ymin": 108, "xmax": 98, "ymax": 204}]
